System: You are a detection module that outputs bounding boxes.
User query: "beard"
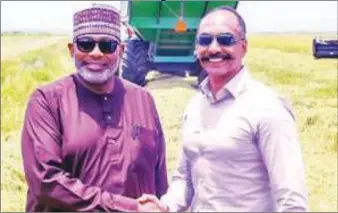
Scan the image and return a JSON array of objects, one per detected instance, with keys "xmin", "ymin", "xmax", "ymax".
[{"xmin": 74, "ymin": 58, "xmax": 119, "ymax": 84}]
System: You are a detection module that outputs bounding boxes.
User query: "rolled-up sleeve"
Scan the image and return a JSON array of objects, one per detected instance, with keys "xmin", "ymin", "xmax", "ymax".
[
  {"xmin": 21, "ymin": 89, "xmax": 138, "ymax": 212},
  {"xmin": 257, "ymin": 98, "xmax": 309, "ymax": 212}
]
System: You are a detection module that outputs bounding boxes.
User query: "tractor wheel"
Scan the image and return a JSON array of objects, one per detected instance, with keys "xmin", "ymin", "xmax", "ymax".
[
  {"xmin": 193, "ymin": 61, "xmax": 208, "ymax": 85},
  {"xmin": 121, "ymin": 40, "xmax": 150, "ymax": 86},
  {"xmin": 190, "ymin": 61, "xmax": 208, "ymax": 88},
  {"xmin": 197, "ymin": 68, "xmax": 208, "ymax": 85}
]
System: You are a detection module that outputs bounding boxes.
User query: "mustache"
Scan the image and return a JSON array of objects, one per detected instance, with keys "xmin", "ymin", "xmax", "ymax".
[{"xmin": 201, "ymin": 53, "xmax": 233, "ymax": 62}]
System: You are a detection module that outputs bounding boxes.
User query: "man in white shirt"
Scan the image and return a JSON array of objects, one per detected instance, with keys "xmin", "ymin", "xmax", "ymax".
[{"xmin": 137, "ymin": 6, "xmax": 309, "ymax": 212}]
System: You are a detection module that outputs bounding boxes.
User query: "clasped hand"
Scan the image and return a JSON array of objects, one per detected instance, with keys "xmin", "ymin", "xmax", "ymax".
[{"xmin": 137, "ymin": 194, "xmax": 169, "ymax": 212}]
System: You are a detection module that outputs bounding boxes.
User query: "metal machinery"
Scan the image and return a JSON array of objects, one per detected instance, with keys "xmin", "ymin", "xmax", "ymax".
[
  {"xmin": 120, "ymin": 1, "xmax": 239, "ymax": 86},
  {"xmin": 313, "ymin": 36, "xmax": 338, "ymax": 59}
]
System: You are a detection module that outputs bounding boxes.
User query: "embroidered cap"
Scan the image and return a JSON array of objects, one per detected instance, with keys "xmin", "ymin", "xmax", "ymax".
[{"xmin": 73, "ymin": 3, "xmax": 121, "ymax": 41}]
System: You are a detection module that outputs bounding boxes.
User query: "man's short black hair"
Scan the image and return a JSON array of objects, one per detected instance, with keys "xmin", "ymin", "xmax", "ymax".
[{"xmin": 203, "ymin": 6, "xmax": 247, "ymax": 40}]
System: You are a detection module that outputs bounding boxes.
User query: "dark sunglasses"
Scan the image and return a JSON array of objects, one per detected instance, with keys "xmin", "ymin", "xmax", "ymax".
[
  {"xmin": 196, "ymin": 33, "xmax": 243, "ymax": 47},
  {"xmin": 75, "ymin": 37, "xmax": 119, "ymax": 54}
]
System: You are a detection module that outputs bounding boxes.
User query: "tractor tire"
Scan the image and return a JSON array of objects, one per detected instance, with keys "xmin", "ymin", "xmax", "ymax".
[
  {"xmin": 121, "ymin": 40, "xmax": 150, "ymax": 86},
  {"xmin": 197, "ymin": 68, "xmax": 208, "ymax": 85},
  {"xmin": 190, "ymin": 61, "xmax": 208, "ymax": 88},
  {"xmin": 193, "ymin": 61, "xmax": 208, "ymax": 84}
]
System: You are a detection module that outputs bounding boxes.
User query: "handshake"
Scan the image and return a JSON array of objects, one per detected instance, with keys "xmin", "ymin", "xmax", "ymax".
[{"xmin": 137, "ymin": 194, "xmax": 169, "ymax": 212}]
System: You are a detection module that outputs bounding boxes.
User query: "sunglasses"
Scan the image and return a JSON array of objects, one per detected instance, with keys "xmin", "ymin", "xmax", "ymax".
[
  {"xmin": 75, "ymin": 37, "xmax": 119, "ymax": 54},
  {"xmin": 196, "ymin": 33, "xmax": 243, "ymax": 47}
]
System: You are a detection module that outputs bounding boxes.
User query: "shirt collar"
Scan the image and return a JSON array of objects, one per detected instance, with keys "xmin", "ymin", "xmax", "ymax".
[
  {"xmin": 74, "ymin": 74, "xmax": 121, "ymax": 97},
  {"xmin": 199, "ymin": 66, "xmax": 250, "ymax": 103},
  {"xmin": 224, "ymin": 66, "xmax": 249, "ymax": 98}
]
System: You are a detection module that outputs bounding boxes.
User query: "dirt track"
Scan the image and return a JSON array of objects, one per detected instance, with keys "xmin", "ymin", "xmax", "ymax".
[{"xmin": 1, "ymin": 36, "xmax": 68, "ymax": 60}]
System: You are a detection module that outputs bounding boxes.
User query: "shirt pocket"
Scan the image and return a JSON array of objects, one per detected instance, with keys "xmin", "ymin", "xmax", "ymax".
[{"xmin": 130, "ymin": 125, "xmax": 157, "ymax": 173}]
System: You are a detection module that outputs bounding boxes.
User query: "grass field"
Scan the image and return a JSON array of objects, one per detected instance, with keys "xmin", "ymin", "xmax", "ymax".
[
  {"xmin": 1, "ymin": 34, "xmax": 337, "ymax": 212},
  {"xmin": 1, "ymin": 34, "xmax": 67, "ymax": 60}
]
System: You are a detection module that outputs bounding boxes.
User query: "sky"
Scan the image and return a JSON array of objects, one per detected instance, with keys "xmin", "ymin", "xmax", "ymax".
[{"xmin": 1, "ymin": 1, "xmax": 337, "ymax": 34}]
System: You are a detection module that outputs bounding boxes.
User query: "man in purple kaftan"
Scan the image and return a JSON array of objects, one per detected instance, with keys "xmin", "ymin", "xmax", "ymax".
[{"xmin": 21, "ymin": 3, "xmax": 168, "ymax": 212}]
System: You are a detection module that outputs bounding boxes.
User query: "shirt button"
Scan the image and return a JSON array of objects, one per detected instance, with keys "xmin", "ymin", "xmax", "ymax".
[
  {"xmin": 103, "ymin": 96, "xmax": 108, "ymax": 101},
  {"xmin": 107, "ymin": 115, "xmax": 112, "ymax": 120}
]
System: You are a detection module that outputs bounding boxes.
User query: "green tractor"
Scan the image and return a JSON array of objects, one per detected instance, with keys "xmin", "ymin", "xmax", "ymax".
[{"xmin": 120, "ymin": 1, "xmax": 239, "ymax": 86}]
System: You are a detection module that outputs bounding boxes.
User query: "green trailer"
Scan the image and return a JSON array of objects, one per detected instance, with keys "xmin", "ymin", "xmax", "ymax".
[{"xmin": 120, "ymin": 1, "xmax": 239, "ymax": 86}]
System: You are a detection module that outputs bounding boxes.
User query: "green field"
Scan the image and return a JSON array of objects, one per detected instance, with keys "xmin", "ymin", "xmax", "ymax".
[{"xmin": 1, "ymin": 34, "xmax": 337, "ymax": 212}]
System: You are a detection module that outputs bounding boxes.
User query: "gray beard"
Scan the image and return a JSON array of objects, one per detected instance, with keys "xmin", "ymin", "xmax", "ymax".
[{"xmin": 74, "ymin": 58, "xmax": 119, "ymax": 84}]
